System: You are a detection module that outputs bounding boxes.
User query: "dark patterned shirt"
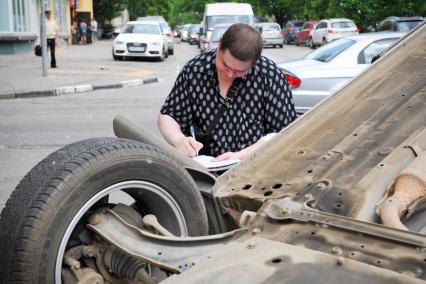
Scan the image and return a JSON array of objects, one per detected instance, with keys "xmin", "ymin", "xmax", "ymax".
[{"xmin": 160, "ymin": 50, "xmax": 297, "ymax": 156}]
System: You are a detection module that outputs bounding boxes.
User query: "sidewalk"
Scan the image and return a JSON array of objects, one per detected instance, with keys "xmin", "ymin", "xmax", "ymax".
[{"xmin": 0, "ymin": 40, "xmax": 159, "ymax": 99}]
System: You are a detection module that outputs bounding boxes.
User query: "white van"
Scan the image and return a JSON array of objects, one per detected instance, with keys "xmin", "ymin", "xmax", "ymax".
[{"xmin": 200, "ymin": 2, "xmax": 255, "ymax": 51}]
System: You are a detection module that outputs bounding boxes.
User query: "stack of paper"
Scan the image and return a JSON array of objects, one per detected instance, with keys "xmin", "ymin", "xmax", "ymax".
[{"xmin": 192, "ymin": 155, "xmax": 240, "ymax": 171}]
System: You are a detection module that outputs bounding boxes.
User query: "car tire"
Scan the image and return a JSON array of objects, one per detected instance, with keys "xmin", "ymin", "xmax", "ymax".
[
  {"xmin": 158, "ymin": 48, "xmax": 166, "ymax": 62},
  {"xmin": 0, "ymin": 138, "xmax": 208, "ymax": 283},
  {"xmin": 279, "ymin": 44, "xmax": 284, "ymax": 48},
  {"xmin": 307, "ymin": 37, "xmax": 314, "ymax": 49},
  {"xmin": 322, "ymin": 38, "xmax": 327, "ymax": 46},
  {"xmin": 168, "ymin": 48, "xmax": 174, "ymax": 55},
  {"xmin": 112, "ymin": 48, "xmax": 120, "ymax": 61}
]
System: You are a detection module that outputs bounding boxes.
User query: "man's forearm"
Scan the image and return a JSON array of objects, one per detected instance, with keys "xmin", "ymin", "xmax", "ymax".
[{"xmin": 157, "ymin": 114, "xmax": 186, "ymax": 146}]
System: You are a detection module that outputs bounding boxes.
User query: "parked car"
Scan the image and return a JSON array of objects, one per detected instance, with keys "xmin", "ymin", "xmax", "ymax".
[
  {"xmin": 188, "ymin": 24, "xmax": 202, "ymax": 45},
  {"xmin": 206, "ymin": 23, "xmax": 232, "ymax": 51},
  {"xmin": 1, "ymin": 22, "xmax": 424, "ymax": 284},
  {"xmin": 112, "ymin": 21, "xmax": 168, "ymax": 61},
  {"xmin": 310, "ymin": 18, "xmax": 359, "ymax": 47},
  {"xmin": 180, "ymin": 24, "xmax": 191, "ymax": 42},
  {"xmin": 279, "ymin": 32, "xmax": 403, "ymax": 114},
  {"xmin": 377, "ymin": 16, "xmax": 424, "ymax": 32},
  {"xmin": 295, "ymin": 20, "xmax": 318, "ymax": 46},
  {"xmin": 256, "ymin": 22, "xmax": 284, "ymax": 48},
  {"xmin": 137, "ymin": 17, "xmax": 174, "ymax": 55},
  {"xmin": 283, "ymin": 20, "xmax": 304, "ymax": 44},
  {"xmin": 101, "ymin": 24, "xmax": 120, "ymax": 39}
]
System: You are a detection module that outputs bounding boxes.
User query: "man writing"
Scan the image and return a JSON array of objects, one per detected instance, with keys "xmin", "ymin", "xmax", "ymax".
[
  {"xmin": 158, "ymin": 23, "xmax": 297, "ymax": 161},
  {"xmin": 45, "ymin": 10, "xmax": 58, "ymax": 68}
]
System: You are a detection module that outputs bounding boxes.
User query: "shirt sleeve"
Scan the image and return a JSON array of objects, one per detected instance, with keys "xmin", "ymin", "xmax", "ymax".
[
  {"xmin": 160, "ymin": 66, "xmax": 193, "ymax": 132},
  {"xmin": 263, "ymin": 63, "xmax": 297, "ymax": 133}
]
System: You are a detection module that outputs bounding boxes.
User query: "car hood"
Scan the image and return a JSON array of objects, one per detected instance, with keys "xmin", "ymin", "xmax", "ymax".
[{"xmin": 115, "ymin": 33, "xmax": 162, "ymax": 42}]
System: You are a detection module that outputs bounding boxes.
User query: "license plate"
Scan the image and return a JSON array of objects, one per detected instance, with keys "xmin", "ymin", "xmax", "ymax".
[{"xmin": 128, "ymin": 46, "xmax": 145, "ymax": 52}]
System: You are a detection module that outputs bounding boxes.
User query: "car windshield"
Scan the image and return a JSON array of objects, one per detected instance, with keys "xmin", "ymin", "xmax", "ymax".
[
  {"xmin": 294, "ymin": 22, "xmax": 304, "ymax": 28},
  {"xmin": 207, "ymin": 15, "xmax": 253, "ymax": 30},
  {"xmin": 211, "ymin": 27, "xmax": 229, "ymax": 42},
  {"xmin": 305, "ymin": 38, "xmax": 355, "ymax": 62},
  {"xmin": 331, "ymin": 21, "xmax": 356, "ymax": 28},
  {"xmin": 260, "ymin": 24, "xmax": 280, "ymax": 31},
  {"xmin": 122, "ymin": 24, "xmax": 160, "ymax": 35},
  {"xmin": 190, "ymin": 25, "xmax": 201, "ymax": 33},
  {"xmin": 358, "ymin": 37, "xmax": 399, "ymax": 64},
  {"xmin": 396, "ymin": 20, "xmax": 423, "ymax": 32}
]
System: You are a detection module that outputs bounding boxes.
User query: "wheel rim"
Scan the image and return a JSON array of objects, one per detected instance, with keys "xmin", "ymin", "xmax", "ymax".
[{"xmin": 55, "ymin": 180, "xmax": 188, "ymax": 283}]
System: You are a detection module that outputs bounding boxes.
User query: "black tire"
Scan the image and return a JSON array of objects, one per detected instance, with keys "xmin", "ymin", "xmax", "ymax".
[
  {"xmin": 168, "ymin": 48, "xmax": 174, "ymax": 55},
  {"xmin": 112, "ymin": 48, "xmax": 120, "ymax": 61},
  {"xmin": 322, "ymin": 38, "xmax": 327, "ymax": 46},
  {"xmin": 0, "ymin": 138, "xmax": 208, "ymax": 283},
  {"xmin": 307, "ymin": 37, "xmax": 314, "ymax": 49},
  {"xmin": 158, "ymin": 48, "xmax": 166, "ymax": 62}
]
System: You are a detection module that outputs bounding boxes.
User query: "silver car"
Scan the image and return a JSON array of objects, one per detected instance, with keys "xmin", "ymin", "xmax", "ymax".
[
  {"xmin": 206, "ymin": 23, "xmax": 231, "ymax": 51},
  {"xmin": 256, "ymin": 22, "xmax": 284, "ymax": 48},
  {"xmin": 279, "ymin": 32, "xmax": 404, "ymax": 114}
]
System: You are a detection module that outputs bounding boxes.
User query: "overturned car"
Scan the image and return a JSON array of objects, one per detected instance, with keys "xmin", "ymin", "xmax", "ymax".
[{"xmin": 0, "ymin": 22, "xmax": 425, "ymax": 284}]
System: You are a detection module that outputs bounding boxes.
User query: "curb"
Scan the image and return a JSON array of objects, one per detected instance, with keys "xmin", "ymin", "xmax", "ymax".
[{"xmin": 0, "ymin": 77, "xmax": 159, "ymax": 100}]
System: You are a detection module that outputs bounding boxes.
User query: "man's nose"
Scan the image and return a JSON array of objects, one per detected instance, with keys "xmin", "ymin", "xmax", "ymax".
[{"xmin": 226, "ymin": 69, "xmax": 236, "ymax": 79}]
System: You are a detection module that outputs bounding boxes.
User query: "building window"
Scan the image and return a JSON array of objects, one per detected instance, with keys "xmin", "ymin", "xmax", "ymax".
[
  {"xmin": 13, "ymin": 0, "xmax": 28, "ymax": 32},
  {"xmin": 55, "ymin": 0, "xmax": 67, "ymax": 34}
]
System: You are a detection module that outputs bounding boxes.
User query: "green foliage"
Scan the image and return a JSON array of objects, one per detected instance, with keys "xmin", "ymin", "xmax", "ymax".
[
  {"xmin": 94, "ymin": 0, "xmax": 426, "ymax": 31},
  {"xmin": 93, "ymin": 0, "xmax": 127, "ymax": 26},
  {"xmin": 127, "ymin": 0, "xmax": 170, "ymax": 21}
]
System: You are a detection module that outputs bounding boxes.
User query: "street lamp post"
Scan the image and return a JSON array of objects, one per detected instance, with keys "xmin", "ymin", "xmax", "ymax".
[{"xmin": 40, "ymin": 1, "xmax": 48, "ymax": 76}]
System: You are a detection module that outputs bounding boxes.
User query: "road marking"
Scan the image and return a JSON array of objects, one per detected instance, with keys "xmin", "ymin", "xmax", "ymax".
[
  {"xmin": 50, "ymin": 69, "xmax": 154, "ymax": 77},
  {"xmin": 129, "ymin": 69, "xmax": 154, "ymax": 76}
]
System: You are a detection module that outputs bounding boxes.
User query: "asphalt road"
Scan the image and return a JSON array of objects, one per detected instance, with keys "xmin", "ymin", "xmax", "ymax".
[{"xmin": 0, "ymin": 39, "xmax": 311, "ymax": 210}]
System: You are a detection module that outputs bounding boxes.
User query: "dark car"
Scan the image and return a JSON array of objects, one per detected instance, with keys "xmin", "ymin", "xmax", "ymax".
[
  {"xmin": 283, "ymin": 20, "xmax": 304, "ymax": 44},
  {"xmin": 188, "ymin": 24, "xmax": 202, "ymax": 45},
  {"xmin": 295, "ymin": 20, "xmax": 318, "ymax": 46},
  {"xmin": 377, "ymin": 16, "xmax": 423, "ymax": 32},
  {"xmin": 101, "ymin": 24, "xmax": 120, "ymax": 39}
]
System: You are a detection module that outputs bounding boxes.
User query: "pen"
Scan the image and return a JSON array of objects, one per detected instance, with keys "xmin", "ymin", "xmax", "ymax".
[{"xmin": 190, "ymin": 125, "xmax": 198, "ymax": 156}]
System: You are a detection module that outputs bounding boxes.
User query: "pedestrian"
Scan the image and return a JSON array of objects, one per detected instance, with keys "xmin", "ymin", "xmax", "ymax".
[
  {"xmin": 90, "ymin": 17, "xmax": 98, "ymax": 43},
  {"xmin": 45, "ymin": 10, "xmax": 58, "ymax": 68},
  {"xmin": 158, "ymin": 23, "xmax": 297, "ymax": 161},
  {"xmin": 79, "ymin": 20, "xmax": 87, "ymax": 44}
]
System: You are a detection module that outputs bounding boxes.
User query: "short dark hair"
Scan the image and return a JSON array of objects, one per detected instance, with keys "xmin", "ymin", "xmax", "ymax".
[{"xmin": 219, "ymin": 23, "xmax": 263, "ymax": 64}]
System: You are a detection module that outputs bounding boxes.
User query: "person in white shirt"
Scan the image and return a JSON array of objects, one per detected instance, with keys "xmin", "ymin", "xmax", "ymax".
[
  {"xmin": 45, "ymin": 10, "xmax": 58, "ymax": 68},
  {"xmin": 90, "ymin": 17, "xmax": 98, "ymax": 43}
]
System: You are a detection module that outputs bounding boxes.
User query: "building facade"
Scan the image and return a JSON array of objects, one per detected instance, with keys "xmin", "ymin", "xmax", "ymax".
[{"xmin": 0, "ymin": 0, "xmax": 93, "ymax": 55}]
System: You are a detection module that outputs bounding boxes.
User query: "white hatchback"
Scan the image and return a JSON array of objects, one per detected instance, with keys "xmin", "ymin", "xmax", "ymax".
[
  {"xmin": 112, "ymin": 21, "xmax": 168, "ymax": 61},
  {"xmin": 310, "ymin": 18, "xmax": 359, "ymax": 47}
]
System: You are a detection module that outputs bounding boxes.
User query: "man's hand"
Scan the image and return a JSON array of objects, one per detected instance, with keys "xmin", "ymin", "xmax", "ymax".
[
  {"xmin": 214, "ymin": 138, "xmax": 268, "ymax": 161},
  {"xmin": 175, "ymin": 136, "xmax": 203, "ymax": 157},
  {"xmin": 214, "ymin": 151, "xmax": 243, "ymax": 161}
]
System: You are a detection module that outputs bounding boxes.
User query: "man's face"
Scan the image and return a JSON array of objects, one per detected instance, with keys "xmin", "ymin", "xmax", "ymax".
[
  {"xmin": 216, "ymin": 48, "xmax": 252, "ymax": 79},
  {"xmin": 46, "ymin": 12, "xmax": 51, "ymax": 19}
]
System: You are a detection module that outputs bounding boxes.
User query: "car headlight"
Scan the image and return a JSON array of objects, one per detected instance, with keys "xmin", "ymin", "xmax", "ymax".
[
  {"xmin": 115, "ymin": 40, "xmax": 125, "ymax": 45},
  {"xmin": 151, "ymin": 42, "xmax": 161, "ymax": 46}
]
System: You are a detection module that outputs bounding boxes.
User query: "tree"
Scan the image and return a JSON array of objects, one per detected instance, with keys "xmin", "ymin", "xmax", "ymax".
[
  {"xmin": 93, "ymin": 0, "xmax": 127, "ymax": 26},
  {"xmin": 127, "ymin": 0, "xmax": 170, "ymax": 21}
]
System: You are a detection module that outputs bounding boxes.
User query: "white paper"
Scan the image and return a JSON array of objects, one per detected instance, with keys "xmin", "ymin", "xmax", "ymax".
[{"xmin": 192, "ymin": 155, "xmax": 240, "ymax": 171}]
